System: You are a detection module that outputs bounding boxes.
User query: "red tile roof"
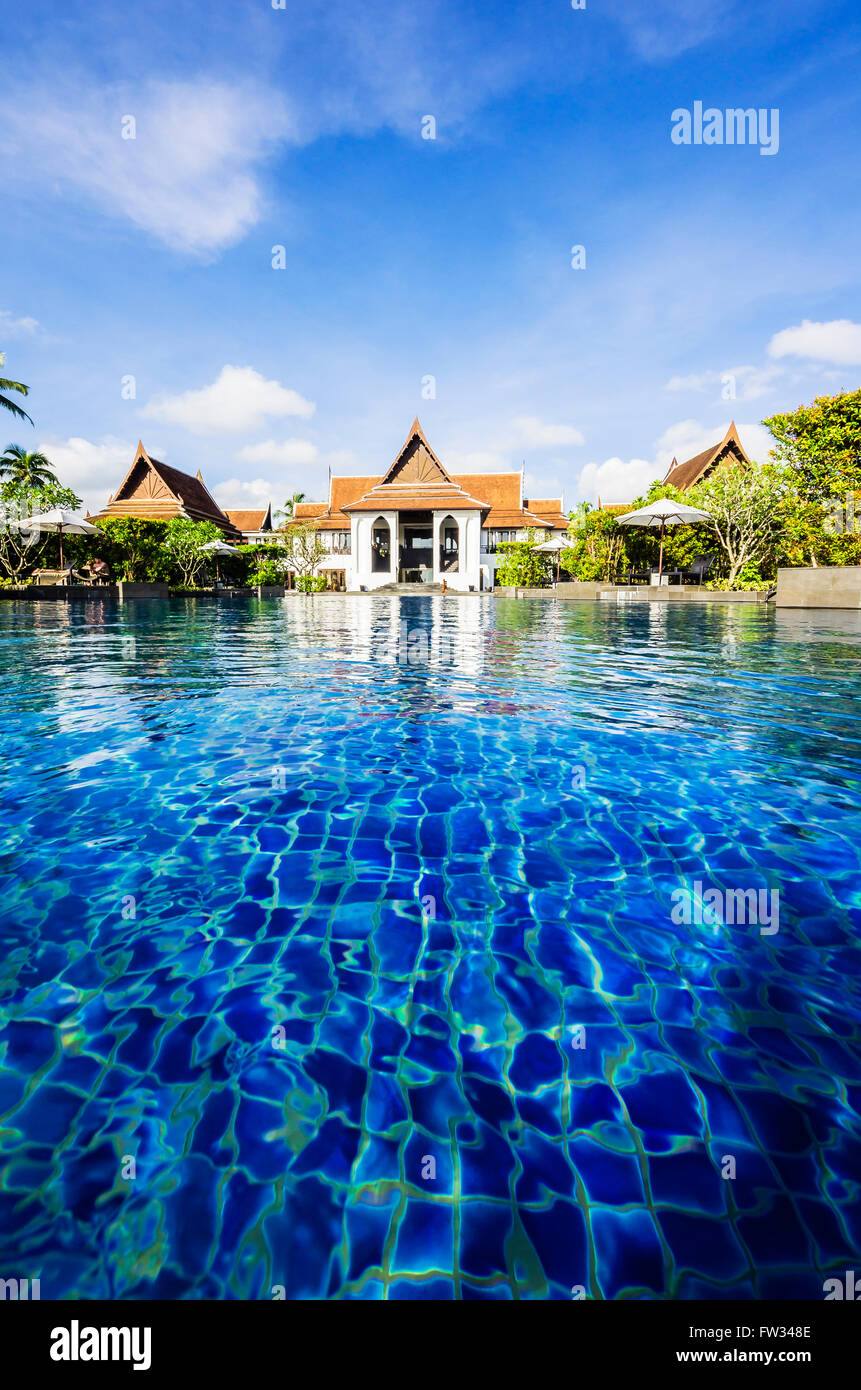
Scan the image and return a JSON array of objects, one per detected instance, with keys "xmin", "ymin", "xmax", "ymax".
[
  {"xmin": 223, "ymin": 505, "xmax": 272, "ymax": 533},
  {"xmin": 292, "ymin": 423, "xmax": 566, "ymax": 531},
  {"xmin": 663, "ymin": 422, "xmax": 751, "ymax": 491}
]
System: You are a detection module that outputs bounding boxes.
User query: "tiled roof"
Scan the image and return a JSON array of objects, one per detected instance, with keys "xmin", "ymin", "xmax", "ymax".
[
  {"xmin": 93, "ymin": 442, "xmax": 240, "ymax": 538},
  {"xmin": 331, "ymin": 476, "xmax": 379, "ymax": 513},
  {"xmin": 291, "ymin": 426, "xmax": 565, "ymax": 531},
  {"xmin": 344, "ymin": 484, "xmax": 488, "ymax": 513},
  {"xmin": 663, "ymin": 422, "xmax": 751, "ymax": 491},
  {"xmin": 524, "ymin": 497, "xmax": 568, "ymax": 529},
  {"xmin": 452, "ymin": 472, "xmax": 519, "ymax": 512},
  {"xmin": 293, "ymin": 502, "xmax": 329, "ymax": 520},
  {"xmin": 223, "ymin": 506, "xmax": 272, "ymax": 532}
]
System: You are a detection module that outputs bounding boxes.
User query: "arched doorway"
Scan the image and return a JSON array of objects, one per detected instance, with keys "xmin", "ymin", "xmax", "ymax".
[
  {"xmin": 439, "ymin": 515, "xmax": 459, "ymax": 574},
  {"xmin": 371, "ymin": 517, "xmax": 392, "ymax": 573}
]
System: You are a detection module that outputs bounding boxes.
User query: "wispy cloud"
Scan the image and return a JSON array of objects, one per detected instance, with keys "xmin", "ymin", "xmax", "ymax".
[
  {"xmin": 236, "ymin": 439, "xmax": 319, "ymax": 467},
  {"xmin": 1, "ymin": 79, "xmax": 292, "ymax": 255},
  {"xmin": 141, "ymin": 366, "xmax": 315, "ymax": 435},
  {"xmin": 665, "ymin": 363, "xmax": 784, "ymax": 401},
  {"xmin": 510, "ymin": 416, "xmax": 585, "ymax": 449},
  {"xmin": 0, "ymin": 310, "xmax": 40, "ymax": 338},
  {"xmin": 608, "ymin": 0, "xmax": 730, "ymax": 61}
]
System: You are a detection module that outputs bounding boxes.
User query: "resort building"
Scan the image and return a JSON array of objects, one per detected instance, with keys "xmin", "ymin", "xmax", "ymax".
[
  {"xmin": 663, "ymin": 421, "xmax": 751, "ymax": 491},
  {"xmin": 223, "ymin": 506, "xmax": 274, "ymax": 543},
  {"xmin": 294, "ymin": 418, "xmax": 569, "ymax": 592},
  {"xmin": 92, "ymin": 441, "xmax": 242, "ymax": 541}
]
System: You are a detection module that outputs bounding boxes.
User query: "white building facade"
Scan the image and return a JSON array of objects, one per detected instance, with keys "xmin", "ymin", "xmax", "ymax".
[{"xmin": 298, "ymin": 420, "xmax": 569, "ymax": 593}]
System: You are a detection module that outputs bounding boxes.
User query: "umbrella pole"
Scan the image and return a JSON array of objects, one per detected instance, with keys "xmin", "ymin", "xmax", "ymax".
[
  {"xmin": 658, "ymin": 519, "xmax": 665, "ymax": 581},
  {"xmin": 58, "ymin": 523, "xmax": 64, "ymax": 571}
]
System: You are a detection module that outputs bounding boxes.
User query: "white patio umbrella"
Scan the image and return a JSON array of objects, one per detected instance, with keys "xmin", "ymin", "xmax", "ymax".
[
  {"xmin": 199, "ymin": 538, "xmax": 236, "ymax": 584},
  {"xmin": 534, "ymin": 534, "xmax": 569, "ymax": 584},
  {"xmin": 18, "ymin": 508, "xmax": 97, "ymax": 570},
  {"xmin": 615, "ymin": 498, "xmax": 712, "ymax": 581}
]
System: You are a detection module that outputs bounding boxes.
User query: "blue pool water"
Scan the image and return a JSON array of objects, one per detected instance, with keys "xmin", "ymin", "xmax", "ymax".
[{"xmin": 0, "ymin": 594, "xmax": 860, "ymax": 1300}]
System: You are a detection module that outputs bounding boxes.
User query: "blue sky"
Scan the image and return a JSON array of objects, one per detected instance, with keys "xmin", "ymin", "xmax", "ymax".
[{"xmin": 2, "ymin": 0, "xmax": 860, "ymax": 513}]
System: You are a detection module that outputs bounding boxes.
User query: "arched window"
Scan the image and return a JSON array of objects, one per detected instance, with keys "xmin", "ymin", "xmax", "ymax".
[
  {"xmin": 371, "ymin": 516, "xmax": 392, "ymax": 573},
  {"xmin": 439, "ymin": 514, "xmax": 459, "ymax": 574}
]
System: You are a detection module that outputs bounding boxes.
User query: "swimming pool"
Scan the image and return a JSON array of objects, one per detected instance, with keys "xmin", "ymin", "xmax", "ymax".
[{"xmin": 0, "ymin": 594, "xmax": 859, "ymax": 1299}]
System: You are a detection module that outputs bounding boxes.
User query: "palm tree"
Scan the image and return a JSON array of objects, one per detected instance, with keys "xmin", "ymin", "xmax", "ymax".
[
  {"xmin": 0, "ymin": 354, "xmax": 33, "ymax": 426},
  {"xmin": 0, "ymin": 444, "xmax": 57, "ymax": 489},
  {"xmin": 276, "ymin": 491, "xmax": 306, "ymax": 525}
]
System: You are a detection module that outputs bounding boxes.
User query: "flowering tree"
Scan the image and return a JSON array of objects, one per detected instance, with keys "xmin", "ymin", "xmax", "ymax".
[
  {"xmin": 164, "ymin": 518, "xmax": 222, "ymax": 587},
  {"xmin": 279, "ymin": 522, "xmax": 328, "ymax": 586},
  {"xmin": 688, "ymin": 463, "xmax": 781, "ymax": 586}
]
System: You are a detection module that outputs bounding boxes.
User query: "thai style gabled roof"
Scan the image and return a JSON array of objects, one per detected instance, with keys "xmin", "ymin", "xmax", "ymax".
[
  {"xmin": 663, "ymin": 422, "xmax": 751, "ymax": 491},
  {"xmin": 292, "ymin": 422, "xmax": 567, "ymax": 530},
  {"xmin": 342, "ymin": 419, "xmax": 489, "ymax": 513},
  {"xmin": 93, "ymin": 442, "xmax": 241, "ymax": 538},
  {"xmin": 223, "ymin": 504, "xmax": 273, "ymax": 533}
]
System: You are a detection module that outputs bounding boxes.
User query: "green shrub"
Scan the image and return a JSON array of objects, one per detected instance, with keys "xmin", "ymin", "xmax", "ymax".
[
  {"xmin": 296, "ymin": 574, "xmax": 327, "ymax": 593},
  {"xmin": 495, "ymin": 541, "xmax": 551, "ymax": 588}
]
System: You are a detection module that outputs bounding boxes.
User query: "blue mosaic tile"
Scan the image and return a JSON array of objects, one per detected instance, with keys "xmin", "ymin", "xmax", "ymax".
[{"xmin": 0, "ymin": 595, "xmax": 860, "ymax": 1299}]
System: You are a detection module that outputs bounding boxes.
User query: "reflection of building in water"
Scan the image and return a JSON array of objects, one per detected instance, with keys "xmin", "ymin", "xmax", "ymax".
[
  {"xmin": 279, "ymin": 593, "xmax": 486, "ymax": 678},
  {"xmin": 295, "ymin": 418, "xmax": 568, "ymax": 593}
]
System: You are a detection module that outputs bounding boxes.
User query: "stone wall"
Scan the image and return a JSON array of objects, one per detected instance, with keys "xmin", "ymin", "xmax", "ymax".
[{"xmin": 776, "ymin": 566, "xmax": 861, "ymax": 609}]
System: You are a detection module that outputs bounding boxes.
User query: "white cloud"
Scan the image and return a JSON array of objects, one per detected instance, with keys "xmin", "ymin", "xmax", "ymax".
[
  {"xmin": 0, "ymin": 310, "xmax": 40, "ymax": 338},
  {"xmin": 576, "ymin": 418, "xmax": 775, "ymax": 504},
  {"xmin": 213, "ymin": 477, "xmax": 282, "ymax": 511},
  {"xmin": 576, "ymin": 456, "xmax": 658, "ymax": 505},
  {"xmin": 510, "ymin": 416, "xmax": 585, "ymax": 449},
  {"xmin": 141, "ymin": 366, "xmax": 315, "ymax": 435},
  {"xmin": 654, "ymin": 419, "xmax": 773, "ymax": 473},
  {"xmin": 1, "ymin": 79, "xmax": 291, "ymax": 255},
  {"xmin": 214, "ymin": 444, "xmax": 356, "ymax": 513},
  {"xmin": 36, "ymin": 436, "xmax": 135, "ymax": 515},
  {"xmin": 236, "ymin": 438, "xmax": 319, "ymax": 467},
  {"xmin": 768, "ymin": 318, "xmax": 861, "ymax": 367}
]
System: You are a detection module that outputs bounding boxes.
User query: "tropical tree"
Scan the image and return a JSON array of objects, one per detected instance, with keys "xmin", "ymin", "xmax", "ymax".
[
  {"xmin": 164, "ymin": 517, "xmax": 222, "ymax": 587},
  {"xmin": 0, "ymin": 444, "xmax": 57, "ymax": 490},
  {"xmin": 0, "ymin": 354, "xmax": 33, "ymax": 425},
  {"xmin": 0, "ymin": 480, "xmax": 82, "ymax": 581},
  {"xmin": 562, "ymin": 508, "xmax": 625, "ymax": 581},
  {"xmin": 687, "ymin": 462, "xmax": 782, "ymax": 586},
  {"xmin": 763, "ymin": 389, "xmax": 861, "ymax": 502},
  {"xmin": 92, "ymin": 518, "xmax": 171, "ymax": 582},
  {"xmin": 495, "ymin": 540, "xmax": 551, "ymax": 587},
  {"xmin": 280, "ymin": 521, "xmax": 327, "ymax": 586}
]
